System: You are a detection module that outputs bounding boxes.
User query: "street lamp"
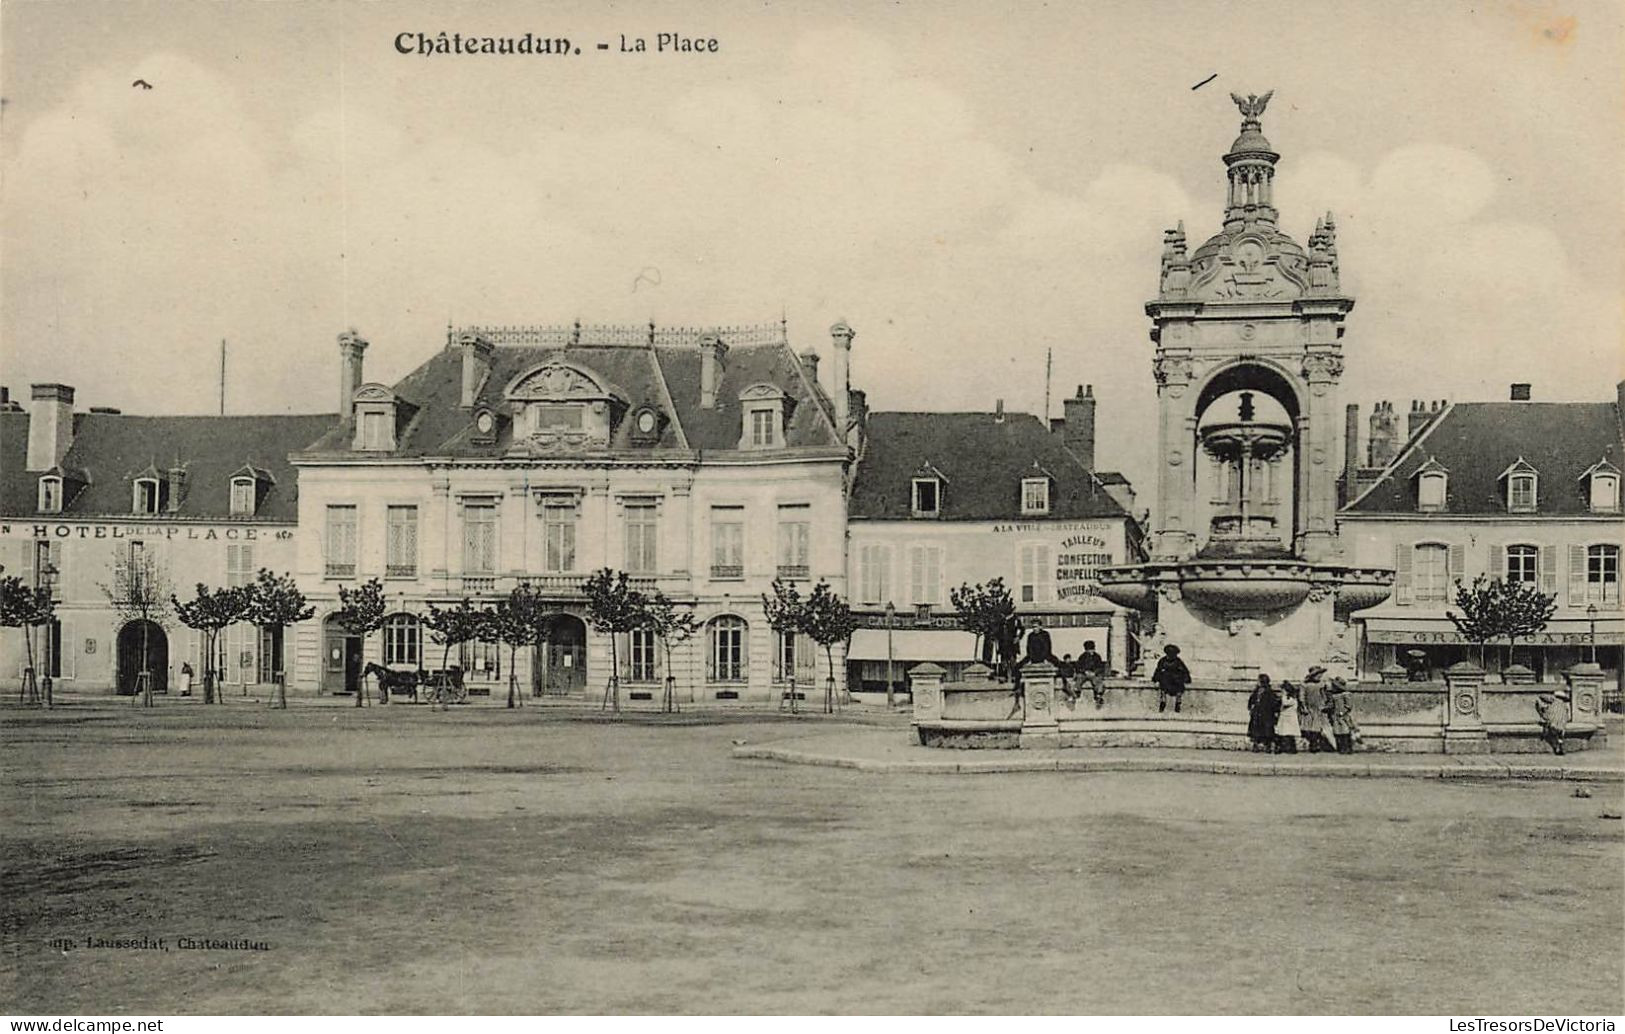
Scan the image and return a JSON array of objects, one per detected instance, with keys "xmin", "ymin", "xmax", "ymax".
[
  {"xmin": 885, "ymin": 601, "xmax": 896, "ymax": 710},
  {"xmin": 1586, "ymin": 603, "xmax": 1599, "ymax": 664}
]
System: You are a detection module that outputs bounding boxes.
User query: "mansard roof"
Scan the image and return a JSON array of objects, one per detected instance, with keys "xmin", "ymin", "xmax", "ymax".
[
  {"xmin": 0, "ymin": 410, "xmax": 334, "ymax": 521},
  {"xmin": 1343, "ymin": 400, "xmax": 1624, "ymax": 517},
  {"xmin": 849, "ymin": 410, "xmax": 1133, "ymax": 522},
  {"xmin": 297, "ymin": 328, "xmax": 843, "ymax": 459}
]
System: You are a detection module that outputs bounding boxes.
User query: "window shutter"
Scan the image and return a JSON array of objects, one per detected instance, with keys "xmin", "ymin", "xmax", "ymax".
[
  {"xmin": 1540, "ymin": 545, "xmax": 1557, "ymax": 595},
  {"xmin": 1447, "ymin": 543, "xmax": 1464, "ymax": 585},
  {"xmin": 1394, "ymin": 543, "xmax": 1412, "ymax": 605},
  {"xmin": 1487, "ymin": 544, "xmax": 1503, "ymax": 582},
  {"xmin": 61, "ymin": 618, "xmax": 74, "ymax": 679},
  {"xmin": 1568, "ymin": 545, "xmax": 1588, "ymax": 606},
  {"xmin": 49, "ymin": 541, "xmax": 63, "ymax": 591}
]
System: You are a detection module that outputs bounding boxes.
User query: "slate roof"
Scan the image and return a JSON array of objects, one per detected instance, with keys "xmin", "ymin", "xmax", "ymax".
[
  {"xmin": 1343, "ymin": 401, "xmax": 1624, "ymax": 517},
  {"xmin": 849, "ymin": 411, "xmax": 1133, "ymax": 521},
  {"xmin": 298, "ymin": 339, "xmax": 843, "ymax": 458},
  {"xmin": 1, "ymin": 410, "xmax": 335, "ymax": 521}
]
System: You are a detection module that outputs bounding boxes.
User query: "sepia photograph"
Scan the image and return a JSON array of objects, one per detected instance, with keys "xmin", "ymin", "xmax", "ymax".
[{"xmin": 2, "ymin": 0, "xmax": 1621, "ymax": 1022}]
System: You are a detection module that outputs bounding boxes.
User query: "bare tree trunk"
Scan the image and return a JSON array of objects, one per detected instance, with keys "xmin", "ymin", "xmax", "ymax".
[{"xmin": 140, "ymin": 618, "xmax": 153, "ymax": 708}]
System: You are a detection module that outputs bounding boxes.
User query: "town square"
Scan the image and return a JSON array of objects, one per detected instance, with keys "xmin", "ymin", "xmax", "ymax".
[{"xmin": 2, "ymin": 0, "xmax": 1622, "ymax": 1021}]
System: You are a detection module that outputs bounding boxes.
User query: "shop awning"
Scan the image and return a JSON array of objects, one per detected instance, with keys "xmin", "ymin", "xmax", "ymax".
[
  {"xmin": 847, "ymin": 628, "xmax": 979, "ymax": 662},
  {"xmin": 1363, "ymin": 616, "xmax": 1622, "ymax": 646}
]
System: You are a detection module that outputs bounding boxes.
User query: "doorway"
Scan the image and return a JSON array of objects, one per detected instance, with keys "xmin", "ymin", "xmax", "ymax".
[
  {"xmin": 117, "ymin": 620, "xmax": 169, "ymax": 695},
  {"xmin": 322, "ymin": 616, "xmax": 363, "ymax": 694},
  {"xmin": 534, "ymin": 614, "xmax": 587, "ymax": 697}
]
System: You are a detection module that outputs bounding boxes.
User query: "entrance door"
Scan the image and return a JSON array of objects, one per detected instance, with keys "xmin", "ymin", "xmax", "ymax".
[
  {"xmin": 538, "ymin": 615, "xmax": 587, "ymax": 696},
  {"xmin": 117, "ymin": 620, "xmax": 169, "ymax": 695},
  {"xmin": 323, "ymin": 618, "xmax": 363, "ymax": 694}
]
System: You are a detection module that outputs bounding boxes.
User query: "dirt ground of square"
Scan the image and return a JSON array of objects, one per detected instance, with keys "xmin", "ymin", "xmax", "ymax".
[{"xmin": 2, "ymin": 702, "xmax": 1621, "ymax": 1014}]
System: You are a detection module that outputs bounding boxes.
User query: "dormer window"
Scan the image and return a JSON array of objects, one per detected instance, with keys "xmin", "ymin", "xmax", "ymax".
[
  {"xmin": 133, "ymin": 476, "xmax": 163, "ymax": 515},
  {"xmin": 1021, "ymin": 477, "xmax": 1051, "ymax": 516},
  {"xmin": 912, "ymin": 477, "xmax": 941, "ymax": 517},
  {"xmin": 38, "ymin": 476, "xmax": 62, "ymax": 514},
  {"xmin": 1499, "ymin": 458, "xmax": 1539, "ymax": 513},
  {"xmin": 737, "ymin": 384, "xmax": 789, "ymax": 451},
  {"xmin": 1582, "ymin": 460, "xmax": 1621, "ymax": 513},
  {"xmin": 352, "ymin": 383, "xmax": 404, "ymax": 452},
  {"xmin": 230, "ymin": 477, "xmax": 257, "ymax": 517},
  {"xmin": 1415, "ymin": 458, "xmax": 1448, "ymax": 512}
]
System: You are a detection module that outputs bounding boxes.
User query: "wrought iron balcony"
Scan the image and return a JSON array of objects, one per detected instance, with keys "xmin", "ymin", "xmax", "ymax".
[
  {"xmin": 710, "ymin": 565, "xmax": 744, "ymax": 581},
  {"xmin": 386, "ymin": 564, "xmax": 417, "ymax": 579},
  {"xmin": 324, "ymin": 562, "xmax": 356, "ymax": 579},
  {"xmin": 776, "ymin": 564, "xmax": 809, "ymax": 581}
]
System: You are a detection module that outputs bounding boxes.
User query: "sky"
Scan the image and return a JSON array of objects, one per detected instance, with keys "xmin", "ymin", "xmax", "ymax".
[{"xmin": 3, "ymin": 0, "xmax": 1621, "ymax": 494}]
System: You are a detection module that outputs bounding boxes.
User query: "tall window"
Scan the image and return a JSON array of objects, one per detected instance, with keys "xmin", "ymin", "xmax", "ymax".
[
  {"xmin": 774, "ymin": 630, "xmax": 815, "ymax": 684},
  {"xmin": 908, "ymin": 545, "xmax": 943, "ymax": 605},
  {"xmin": 624, "ymin": 502, "xmax": 659, "ymax": 574},
  {"xmin": 1413, "ymin": 543, "xmax": 1450, "ymax": 603},
  {"xmin": 749, "ymin": 409, "xmax": 776, "ymax": 447},
  {"xmin": 1505, "ymin": 545, "xmax": 1538, "ymax": 585},
  {"xmin": 360, "ymin": 410, "xmax": 389, "ymax": 450},
  {"xmin": 542, "ymin": 499, "xmax": 577, "ymax": 573},
  {"xmin": 1417, "ymin": 472, "xmax": 1446, "ymax": 511},
  {"xmin": 230, "ymin": 478, "xmax": 256, "ymax": 517},
  {"xmin": 325, "ymin": 505, "xmax": 358, "ymax": 578},
  {"xmin": 859, "ymin": 543, "xmax": 891, "ymax": 603},
  {"xmin": 777, "ymin": 505, "xmax": 810, "ymax": 579},
  {"xmin": 912, "ymin": 478, "xmax": 941, "ymax": 517},
  {"xmin": 134, "ymin": 478, "xmax": 161, "ymax": 516},
  {"xmin": 383, "ymin": 614, "xmax": 421, "ymax": 667},
  {"xmin": 462, "ymin": 500, "xmax": 498, "ymax": 575},
  {"xmin": 1021, "ymin": 478, "xmax": 1050, "ymax": 516},
  {"xmin": 386, "ymin": 505, "xmax": 418, "ymax": 578},
  {"xmin": 1508, "ymin": 473, "xmax": 1537, "ymax": 512},
  {"xmin": 1591, "ymin": 473, "xmax": 1620, "ymax": 512},
  {"xmin": 1019, "ymin": 543, "xmax": 1053, "ymax": 604},
  {"xmin": 708, "ymin": 616, "xmax": 747, "ymax": 682},
  {"xmin": 33, "ymin": 541, "xmax": 61, "ymax": 596},
  {"xmin": 711, "ymin": 507, "xmax": 744, "ymax": 579},
  {"xmin": 629, "ymin": 627, "xmax": 658, "ymax": 682},
  {"xmin": 38, "ymin": 476, "xmax": 62, "ymax": 514},
  {"xmin": 1588, "ymin": 545, "xmax": 1620, "ymax": 604},
  {"xmin": 226, "ymin": 543, "xmax": 255, "ymax": 588},
  {"xmin": 459, "ymin": 638, "xmax": 501, "ymax": 681}
]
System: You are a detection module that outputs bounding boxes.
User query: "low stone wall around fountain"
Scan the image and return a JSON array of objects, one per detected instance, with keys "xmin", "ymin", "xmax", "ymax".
[{"xmin": 907, "ymin": 662, "xmax": 1611, "ymax": 754}]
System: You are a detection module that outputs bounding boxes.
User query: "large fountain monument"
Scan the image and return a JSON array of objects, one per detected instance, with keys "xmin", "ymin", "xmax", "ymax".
[{"xmin": 1096, "ymin": 91, "xmax": 1393, "ymax": 681}]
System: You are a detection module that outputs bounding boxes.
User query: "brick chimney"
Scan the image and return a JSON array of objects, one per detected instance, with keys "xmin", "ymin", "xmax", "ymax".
[
  {"xmin": 338, "ymin": 330, "xmax": 368, "ymax": 417},
  {"xmin": 829, "ymin": 321, "xmax": 854, "ymax": 441},
  {"xmin": 1406, "ymin": 399, "xmax": 1432, "ymax": 442},
  {"xmin": 1510, "ymin": 382, "xmax": 1532, "ymax": 401},
  {"xmin": 27, "ymin": 383, "xmax": 75, "ymax": 471},
  {"xmin": 166, "ymin": 465, "xmax": 187, "ymax": 513},
  {"xmin": 1061, "ymin": 384, "xmax": 1096, "ymax": 471},
  {"xmin": 1367, "ymin": 401, "xmax": 1398, "ymax": 467},
  {"xmin": 1343, "ymin": 403, "xmax": 1359, "ymax": 478},
  {"xmin": 458, "ymin": 333, "xmax": 495, "ymax": 408},
  {"xmin": 699, "ymin": 332, "xmax": 729, "ymax": 410}
]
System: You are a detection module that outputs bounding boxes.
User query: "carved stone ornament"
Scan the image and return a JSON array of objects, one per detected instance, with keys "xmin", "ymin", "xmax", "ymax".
[
  {"xmin": 509, "ymin": 362, "xmax": 610, "ymax": 402},
  {"xmin": 1306, "ymin": 583, "xmax": 1337, "ymax": 603},
  {"xmin": 1455, "ymin": 692, "xmax": 1478, "ymax": 716},
  {"xmin": 1156, "ymin": 583, "xmax": 1184, "ymax": 604},
  {"xmin": 1153, "ymin": 355, "xmax": 1193, "ymax": 387},
  {"xmin": 1300, "ymin": 353, "xmax": 1345, "ymax": 382}
]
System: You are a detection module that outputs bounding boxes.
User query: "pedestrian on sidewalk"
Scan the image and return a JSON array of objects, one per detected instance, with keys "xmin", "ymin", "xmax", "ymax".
[
  {"xmin": 1078, "ymin": 640, "xmax": 1107, "ymax": 709},
  {"xmin": 1153, "ymin": 644, "xmax": 1191, "ymax": 713},
  {"xmin": 1299, "ymin": 665, "xmax": 1335, "ymax": 753},
  {"xmin": 1274, "ymin": 680, "xmax": 1301, "ymax": 753},
  {"xmin": 1535, "ymin": 690, "xmax": 1568, "ymax": 756},
  {"xmin": 1327, "ymin": 677, "xmax": 1358, "ymax": 754},
  {"xmin": 1247, "ymin": 673, "xmax": 1278, "ymax": 752}
]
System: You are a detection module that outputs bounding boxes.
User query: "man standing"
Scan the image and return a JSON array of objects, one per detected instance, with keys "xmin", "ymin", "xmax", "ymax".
[
  {"xmin": 1298, "ymin": 665, "xmax": 1335, "ymax": 753},
  {"xmin": 1152, "ymin": 644, "xmax": 1191, "ymax": 713},
  {"xmin": 1024, "ymin": 620, "xmax": 1053, "ymax": 666}
]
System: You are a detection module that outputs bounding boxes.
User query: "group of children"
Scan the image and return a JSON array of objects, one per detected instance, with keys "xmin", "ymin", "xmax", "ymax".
[{"xmin": 1246, "ymin": 666, "xmax": 1359, "ymax": 754}]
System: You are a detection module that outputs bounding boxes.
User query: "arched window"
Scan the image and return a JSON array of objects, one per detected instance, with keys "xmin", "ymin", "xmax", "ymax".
[
  {"xmin": 383, "ymin": 613, "xmax": 421, "ymax": 667},
  {"xmin": 1417, "ymin": 471, "xmax": 1447, "ymax": 511},
  {"xmin": 38, "ymin": 475, "xmax": 63, "ymax": 514},
  {"xmin": 133, "ymin": 476, "xmax": 162, "ymax": 516},
  {"xmin": 707, "ymin": 615, "xmax": 748, "ymax": 682},
  {"xmin": 1590, "ymin": 472, "xmax": 1620, "ymax": 513}
]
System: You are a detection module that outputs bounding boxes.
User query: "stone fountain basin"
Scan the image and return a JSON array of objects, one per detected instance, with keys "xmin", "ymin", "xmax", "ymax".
[{"xmin": 1098, "ymin": 560, "xmax": 1394, "ymax": 615}]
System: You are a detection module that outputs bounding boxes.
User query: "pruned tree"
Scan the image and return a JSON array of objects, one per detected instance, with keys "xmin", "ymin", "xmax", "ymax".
[
  {"xmin": 100, "ymin": 545, "xmax": 174, "ymax": 708},
  {"xmin": 423, "ymin": 596, "xmax": 485, "ymax": 678},
  {"xmin": 950, "ymin": 577, "xmax": 1016, "ymax": 674},
  {"xmin": 584, "ymin": 568, "xmax": 647, "ymax": 713},
  {"xmin": 642, "ymin": 588, "xmax": 699, "ymax": 713},
  {"xmin": 1500, "ymin": 578, "xmax": 1559, "ymax": 669},
  {"xmin": 490, "ymin": 582, "xmax": 558, "ymax": 708},
  {"xmin": 171, "ymin": 583, "xmax": 249, "ymax": 704},
  {"xmin": 333, "ymin": 578, "xmax": 389, "ymax": 706},
  {"xmin": 2, "ymin": 567, "xmax": 56, "ymax": 707},
  {"xmin": 242, "ymin": 568, "xmax": 314, "ymax": 709},
  {"xmin": 802, "ymin": 579, "xmax": 858, "ymax": 713},
  {"xmin": 761, "ymin": 577, "xmax": 806, "ymax": 714},
  {"xmin": 1448, "ymin": 575, "xmax": 1559, "ymax": 673}
]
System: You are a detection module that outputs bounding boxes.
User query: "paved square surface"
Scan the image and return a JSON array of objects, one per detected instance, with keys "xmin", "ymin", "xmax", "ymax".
[{"xmin": 3, "ymin": 701, "xmax": 1621, "ymax": 1014}]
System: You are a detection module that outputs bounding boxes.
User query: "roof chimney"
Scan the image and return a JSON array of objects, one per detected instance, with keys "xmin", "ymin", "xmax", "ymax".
[
  {"xmin": 1368, "ymin": 401, "xmax": 1398, "ymax": 468},
  {"xmin": 699, "ymin": 332, "xmax": 729, "ymax": 410},
  {"xmin": 338, "ymin": 330, "xmax": 368, "ymax": 417},
  {"xmin": 1061, "ymin": 384, "xmax": 1096, "ymax": 471},
  {"xmin": 1510, "ymin": 383, "xmax": 1531, "ymax": 402},
  {"xmin": 27, "ymin": 383, "xmax": 75, "ymax": 471},
  {"xmin": 798, "ymin": 349, "xmax": 820, "ymax": 384},
  {"xmin": 1406, "ymin": 399, "xmax": 1432, "ymax": 442},
  {"xmin": 829, "ymin": 321, "xmax": 854, "ymax": 443},
  {"xmin": 1343, "ymin": 403, "xmax": 1359, "ymax": 480},
  {"xmin": 458, "ymin": 332, "xmax": 495, "ymax": 408},
  {"xmin": 166, "ymin": 465, "xmax": 187, "ymax": 513}
]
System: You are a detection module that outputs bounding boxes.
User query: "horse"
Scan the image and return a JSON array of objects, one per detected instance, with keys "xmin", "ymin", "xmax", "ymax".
[{"xmin": 363, "ymin": 662, "xmax": 420, "ymax": 704}]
